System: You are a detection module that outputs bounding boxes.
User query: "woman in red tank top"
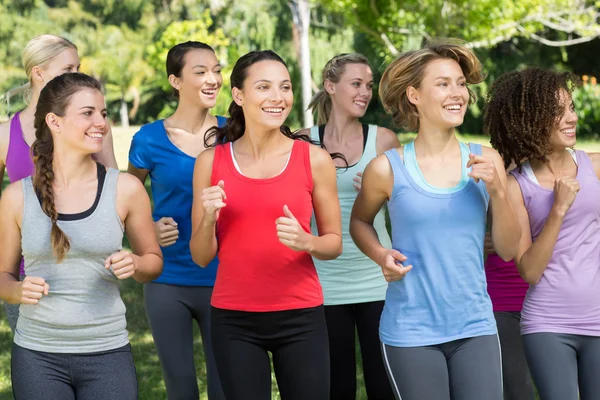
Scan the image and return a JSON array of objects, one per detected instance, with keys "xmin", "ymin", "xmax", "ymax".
[{"xmin": 190, "ymin": 50, "xmax": 342, "ymax": 399}]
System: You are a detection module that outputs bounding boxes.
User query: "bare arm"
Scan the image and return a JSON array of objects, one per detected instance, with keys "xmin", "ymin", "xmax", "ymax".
[
  {"xmin": 92, "ymin": 125, "xmax": 118, "ymax": 169},
  {"xmin": 479, "ymin": 146, "xmax": 521, "ymax": 261},
  {"xmin": 588, "ymin": 152, "xmax": 600, "ymax": 179},
  {"xmin": 0, "ymin": 121, "xmax": 9, "ymax": 196},
  {"xmin": 189, "ymin": 149, "xmax": 220, "ymax": 267},
  {"xmin": 127, "ymin": 163, "xmax": 149, "ymax": 184},
  {"xmin": 115, "ymin": 173, "xmax": 163, "ymax": 282},
  {"xmin": 375, "ymin": 127, "xmax": 400, "ymax": 155},
  {"xmin": 306, "ymin": 145, "xmax": 342, "ymax": 260}
]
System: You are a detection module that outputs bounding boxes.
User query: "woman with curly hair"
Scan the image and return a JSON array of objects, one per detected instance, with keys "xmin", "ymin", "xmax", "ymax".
[
  {"xmin": 486, "ymin": 68, "xmax": 600, "ymax": 400},
  {"xmin": 350, "ymin": 40, "xmax": 520, "ymax": 400}
]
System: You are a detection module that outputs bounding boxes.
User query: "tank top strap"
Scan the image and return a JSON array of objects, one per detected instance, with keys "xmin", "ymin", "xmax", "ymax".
[
  {"xmin": 362, "ymin": 125, "xmax": 378, "ymax": 161},
  {"xmin": 9, "ymin": 112, "xmax": 22, "ymax": 143},
  {"xmin": 575, "ymin": 150, "xmax": 597, "ymax": 179},
  {"xmin": 210, "ymin": 144, "xmax": 227, "ymax": 186},
  {"xmin": 309, "ymin": 126, "xmax": 319, "ymax": 143},
  {"xmin": 294, "ymin": 139, "xmax": 313, "ymax": 192},
  {"xmin": 468, "ymin": 142, "xmax": 483, "ymax": 156}
]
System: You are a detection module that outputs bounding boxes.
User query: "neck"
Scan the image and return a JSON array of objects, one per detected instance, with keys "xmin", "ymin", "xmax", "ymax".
[
  {"xmin": 19, "ymin": 88, "xmax": 41, "ymax": 127},
  {"xmin": 325, "ymin": 110, "xmax": 361, "ymax": 144},
  {"xmin": 236, "ymin": 123, "xmax": 284, "ymax": 159},
  {"xmin": 414, "ymin": 123, "xmax": 458, "ymax": 156},
  {"xmin": 530, "ymin": 147, "xmax": 573, "ymax": 176},
  {"xmin": 51, "ymin": 146, "xmax": 96, "ymax": 188},
  {"xmin": 168, "ymin": 101, "xmax": 211, "ymax": 134}
]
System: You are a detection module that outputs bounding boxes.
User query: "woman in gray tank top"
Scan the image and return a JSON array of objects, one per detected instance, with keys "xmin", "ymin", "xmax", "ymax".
[{"xmin": 0, "ymin": 73, "xmax": 163, "ymax": 400}]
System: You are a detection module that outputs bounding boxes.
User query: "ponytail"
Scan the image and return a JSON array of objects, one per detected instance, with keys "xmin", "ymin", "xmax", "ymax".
[{"xmin": 307, "ymin": 89, "xmax": 332, "ymax": 126}]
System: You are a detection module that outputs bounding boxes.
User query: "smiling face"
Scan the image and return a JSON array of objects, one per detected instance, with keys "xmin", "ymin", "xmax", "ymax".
[
  {"xmin": 233, "ymin": 60, "xmax": 293, "ymax": 130},
  {"xmin": 172, "ymin": 48, "xmax": 222, "ymax": 108},
  {"xmin": 549, "ymin": 88, "xmax": 578, "ymax": 150},
  {"xmin": 49, "ymin": 88, "xmax": 108, "ymax": 154},
  {"xmin": 407, "ymin": 58, "xmax": 469, "ymax": 130},
  {"xmin": 328, "ymin": 62, "xmax": 373, "ymax": 118}
]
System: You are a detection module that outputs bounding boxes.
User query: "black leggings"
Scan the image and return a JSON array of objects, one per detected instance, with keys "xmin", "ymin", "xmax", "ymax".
[
  {"xmin": 324, "ymin": 301, "xmax": 394, "ymax": 399},
  {"xmin": 211, "ymin": 305, "xmax": 330, "ymax": 400},
  {"xmin": 11, "ymin": 343, "xmax": 137, "ymax": 400},
  {"xmin": 144, "ymin": 283, "xmax": 224, "ymax": 400}
]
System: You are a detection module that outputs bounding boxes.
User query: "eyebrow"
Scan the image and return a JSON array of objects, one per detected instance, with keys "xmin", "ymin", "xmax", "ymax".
[
  {"xmin": 435, "ymin": 76, "xmax": 466, "ymax": 80},
  {"xmin": 78, "ymin": 106, "xmax": 107, "ymax": 112},
  {"xmin": 254, "ymin": 79, "xmax": 292, "ymax": 84},
  {"xmin": 192, "ymin": 64, "xmax": 221, "ymax": 68}
]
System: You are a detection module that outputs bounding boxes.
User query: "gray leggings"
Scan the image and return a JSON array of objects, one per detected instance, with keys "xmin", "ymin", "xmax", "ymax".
[
  {"xmin": 144, "ymin": 283, "xmax": 224, "ymax": 400},
  {"xmin": 523, "ymin": 332, "xmax": 600, "ymax": 400},
  {"xmin": 382, "ymin": 334, "xmax": 503, "ymax": 400},
  {"xmin": 495, "ymin": 312, "xmax": 535, "ymax": 400}
]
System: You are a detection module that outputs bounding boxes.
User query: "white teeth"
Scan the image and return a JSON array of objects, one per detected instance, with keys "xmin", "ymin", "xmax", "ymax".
[
  {"xmin": 264, "ymin": 108, "xmax": 283, "ymax": 113},
  {"xmin": 562, "ymin": 129, "xmax": 576, "ymax": 134},
  {"xmin": 444, "ymin": 105, "xmax": 461, "ymax": 110},
  {"xmin": 86, "ymin": 133, "xmax": 103, "ymax": 138},
  {"xmin": 354, "ymin": 101, "xmax": 366, "ymax": 107},
  {"xmin": 202, "ymin": 89, "xmax": 216, "ymax": 95}
]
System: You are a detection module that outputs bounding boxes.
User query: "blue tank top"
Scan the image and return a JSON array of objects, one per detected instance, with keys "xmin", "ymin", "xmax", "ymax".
[
  {"xmin": 128, "ymin": 116, "xmax": 227, "ymax": 286},
  {"xmin": 380, "ymin": 142, "xmax": 496, "ymax": 347}
]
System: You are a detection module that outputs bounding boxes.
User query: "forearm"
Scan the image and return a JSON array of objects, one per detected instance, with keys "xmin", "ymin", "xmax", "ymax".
[
  {"xmin": 489, "ymin": 191, "xmax": 521, "ymax": 260},
  {"xmin": 190, "ymin": 218, "xmax": 218, "ymax": 267},
  {"xmin": 350, "ymin": 219, "xmax": 387, "ymax": 267},
  {"xmin": 131, "ymin": 253, "xmax": 163, "ymax": 283},
  {"xmin": 518, "ymin": 208, "xmax": 564, "ymax": 284},
  {"xmin": 307, "ymin": 233, "xmax": 342, "ymax": 260},
  {"xmin": 0, "ymin": 272, "xmax": 21, "ymax": 304}
]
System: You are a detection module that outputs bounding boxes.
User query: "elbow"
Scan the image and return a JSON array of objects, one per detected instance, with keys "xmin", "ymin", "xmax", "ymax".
[
  {"xmin": 517, "ymin": 263, "xmax": 541, "ymax": 285},
  {"xmin": 190, "ymin": 244, "xmax": 212, "ymax": 268}
]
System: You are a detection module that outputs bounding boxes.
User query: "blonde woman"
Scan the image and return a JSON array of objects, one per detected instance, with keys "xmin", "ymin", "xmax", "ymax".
[
  {"xmin": 0, "ymin": 34, "xmax": 117, "ymax": 330},
  {"xmin": 300, "ymin": 53, "xmax": 398, "ymax": 399}
]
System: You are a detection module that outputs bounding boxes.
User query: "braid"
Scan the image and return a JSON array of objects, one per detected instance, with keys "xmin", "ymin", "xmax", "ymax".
[{"xmin": 32, "ymin": 130, "xmax": 70, "ymax": 263}]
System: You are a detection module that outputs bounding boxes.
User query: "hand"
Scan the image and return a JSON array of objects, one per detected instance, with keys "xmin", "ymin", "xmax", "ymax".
[
  {"xmin": 467, "ymin": 154, "xmax": 502, "ymax": 195},
  {"xmin": 18, "ymin": 276, "xmax": 49, "ymax": 305},
  {"xmin": 154, "ymin": 217, "xmax": 179, "ymax": 247},
  {"xmin": 105, "ymin": 250, "xmax": 137, "ymax": 280},
  {"xmin": 484, "ymin": 232, "xmax": 496, "ymax": 259},
  {"xmin": 201, "ymin": 180, "xmax": 227, "ymax": 225},
  {"xmin": 378, "ymin": 249, "xmax": 413, "ymax": 282},
  {"xmin": 353, "ymin": 171, "xmax": 363, "ymax": 192},
  {"xmin": 276, "ymin": 205, "xmax": 311, "ymax": 252},
  {"xmin": 552, "ymin": 176, "xmax": 580, "ymax": 216}
]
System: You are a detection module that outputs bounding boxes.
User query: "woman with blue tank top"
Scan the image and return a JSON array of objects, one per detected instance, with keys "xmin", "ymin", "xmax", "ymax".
[
  {"xmin": 127, "ymin": 41, "xmax": 226, "ymax": 399},
  {"xmin": 487, "ymin": 68, "xmax": 600, "ymax": 400},
  {"xmin": 350, "ymin": 40, "xmax": 521, "ymax": 400},
  {"xmin": 0, "ymin": 73, "xmax": 163, "ymax": 399},
  {"xmin": 298, "ymin": 53, "xmax": 398, "ymax": 400}
]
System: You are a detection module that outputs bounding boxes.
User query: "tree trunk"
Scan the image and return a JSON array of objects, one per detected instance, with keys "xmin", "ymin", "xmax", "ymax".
[
  {"xmin": 120, "ymin": 97, "xmax": 129, "ymax": 128},
  {"xmin": 290, "ymin": 0, "xmax": 313, "ymax": 128}
]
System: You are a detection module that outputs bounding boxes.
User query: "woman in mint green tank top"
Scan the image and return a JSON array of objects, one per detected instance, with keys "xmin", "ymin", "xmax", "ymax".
[
  {"xmin": 298, "ymin": 53, "xmax": 399, "ymax": 400},
  {"xmin": 0, "ymin": 73, "xmax": 163, "ymax": 400},
  {"xmin": 350, "ymin": 41, "xmax": 521, "ymax": 400}
]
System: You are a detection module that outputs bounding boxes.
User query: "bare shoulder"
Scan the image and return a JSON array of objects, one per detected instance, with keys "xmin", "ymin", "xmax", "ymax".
[
  {"xmin": 481, "ymin": 144, "xmax": 504, "ymax": 162},
  {"xmin": 375, "ymin": 126, "xmax": 400, "ymax": 155},
  {"xmin": 195, "ymin": 147, "xmax": 216, "ymax": 170},
  {"xmin": 116, "ymin": 171, "xmax": 147, "ymax": 200},
  {"xmin": 586, "ymin": 152, "xmax": 600, "ymax": 178},
  {"xmin": 366, "ymin": 148, "xmax": 399, "ymax": 177},
  {"xmin": 308, "ymin": 142, "xmax": 334, "ymax": 167},
  {"xmin": 0, "ymin": 180, "xmax": 24, "ymax": 213}
]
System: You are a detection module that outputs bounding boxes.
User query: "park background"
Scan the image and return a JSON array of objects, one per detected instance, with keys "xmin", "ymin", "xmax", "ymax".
[{"xmin": 0, "ymin": 0, "xmax": 599, "ymax": 398}]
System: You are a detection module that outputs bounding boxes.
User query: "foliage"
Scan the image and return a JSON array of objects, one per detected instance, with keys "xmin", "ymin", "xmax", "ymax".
[{"xmin": 573, "ymin": 76, "xmax": 600, "ymax": 138}]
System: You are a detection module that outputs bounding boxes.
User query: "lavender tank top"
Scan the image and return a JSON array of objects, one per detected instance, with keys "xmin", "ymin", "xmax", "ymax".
[
  {"xmin": 6, "ymin": 112, "xmax": 34, "ymax": 275},
  {"xmin": 511, "ymin": 150, "xmax": 600, "ymax": 336}
]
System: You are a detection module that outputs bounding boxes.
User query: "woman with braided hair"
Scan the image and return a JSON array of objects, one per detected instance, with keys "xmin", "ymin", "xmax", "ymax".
[
  {"xmin": 486, "ymin": 68, "xmax": 600, "ymax": 400},
  {"xmin": 299, "ymin": 53, "xmax": 398, "ymax": 400},
  {"xmin": 0, "ymin": 72, "xmax": 162, "ymax": 399}
]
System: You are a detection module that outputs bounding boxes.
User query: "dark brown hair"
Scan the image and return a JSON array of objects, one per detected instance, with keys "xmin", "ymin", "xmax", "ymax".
[
  {"xmin": 485, "ymin": 68, "xmax": 580, "ymax": 170},
  {"xmin": 32, "ymin": 72, "xmax": 103, "ymax": 262}
]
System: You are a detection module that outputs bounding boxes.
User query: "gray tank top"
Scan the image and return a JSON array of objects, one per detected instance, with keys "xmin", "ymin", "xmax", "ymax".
[{"xmin": 15, "ymin": 166, "xmax": 129, "ymax": 353}]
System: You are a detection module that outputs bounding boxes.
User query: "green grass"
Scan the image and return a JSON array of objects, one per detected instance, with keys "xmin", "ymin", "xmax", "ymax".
[{"xmin": 2, "ymin": 128, "xmax": 591, "ymax": 398}]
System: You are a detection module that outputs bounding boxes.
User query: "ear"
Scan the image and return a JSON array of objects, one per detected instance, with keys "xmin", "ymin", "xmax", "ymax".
[
  {"xmin": 31, "ymin": 65, "xmax": 45, "ymax": 85},
  {"xmin": 45, "ymin": 113, "xmax": 61, "ymax": 133},
  {"xmin": 406, "ymin": 86, "xmax": 420, "ymax": 106},
  {"xmin": 232, "ymin": 87, "xmax": 243, "ymax": 106},
  {"xmin": 324, "ymin": 79, "xmax": 335, "ymax": 95},
  {"xmin": 168, "ymin": 74, "xmax": 181, "ymax": 92}
]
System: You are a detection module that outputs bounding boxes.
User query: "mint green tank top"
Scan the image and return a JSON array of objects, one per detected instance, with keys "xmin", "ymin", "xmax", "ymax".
[{"xmin": 310, "ymin": 125, "xmax": 392, "ymax": 305}]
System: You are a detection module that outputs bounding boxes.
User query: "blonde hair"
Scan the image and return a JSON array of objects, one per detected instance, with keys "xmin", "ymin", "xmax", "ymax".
[
  {"xmin": 308, "ymin": 53, "xmax": 371, "ymax": 126},
  {"xmin": 2, "ymin": 35, "xmax": 77, "ymax": 109},
  {"xmin": 379, "ymin": 39, "xmax": 484, "ymax": 132}
]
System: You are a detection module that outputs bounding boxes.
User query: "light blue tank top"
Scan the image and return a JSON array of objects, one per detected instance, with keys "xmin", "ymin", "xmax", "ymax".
[
  {"xmin": 310, "ymin": 125, "xmax": 391, "ymax": 305},
  {"xmin": 380, "ymin": 141, "xmax": 496, "ymax": 347}
]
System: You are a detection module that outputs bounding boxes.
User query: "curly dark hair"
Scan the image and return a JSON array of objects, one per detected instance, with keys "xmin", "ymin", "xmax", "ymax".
[{"xmin": 485, "ymin": 68, "xmax": 581, "ymax": 170}]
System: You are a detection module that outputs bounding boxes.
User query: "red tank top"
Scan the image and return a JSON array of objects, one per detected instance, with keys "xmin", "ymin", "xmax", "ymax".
[{"xmin": 210, "ymin": 139, "xmax": 323, "ymax": 312}]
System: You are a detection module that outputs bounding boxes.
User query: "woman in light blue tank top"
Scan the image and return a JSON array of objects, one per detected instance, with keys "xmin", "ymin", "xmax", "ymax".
[
  {"xmin": 0, "ymin": 73, "xmax": 163, "ymax": 399},
  {"xmin": 350, "ymin": 41, "xmax": 521, "ymax": 400},
  {"xmin": 300, "ymin": 53, "xmax": 399, "ymax": 399},
  {"xmin": 127, "ymin": 42, "xmax": 226, "ymax": 400}
]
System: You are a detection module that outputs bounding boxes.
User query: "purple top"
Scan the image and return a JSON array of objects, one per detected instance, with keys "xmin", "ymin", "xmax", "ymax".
[
  {"xmin": 511, "ymin": 150, "xmax": 600, "ymax": 336},
  {"xmin": 484, "ymin": 255, "xmax": 528, "ymax": 312},
  {"xmin": 6, "ymin": 112, "xmax": 34, "ymax": 275}
]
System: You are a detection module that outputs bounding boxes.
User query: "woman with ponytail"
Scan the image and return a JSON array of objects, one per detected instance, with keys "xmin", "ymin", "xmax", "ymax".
[
  {"xmin": 0, "ymin": 72, "xmax": 162, "ymax": 399},
  {"xmin": 0, "ymin": 34, "xmax": 118, "ymax": 331},
  {"xmin": 299, "ymin": 53, "xmax": 398, "ymax": 400},
  {"xmin": 190, "ymin": 50, "xmax": 342, "ymax": 399},
  {"xmin": 128, "ymin": 41, "xmax": 226, "ymax": 399}
]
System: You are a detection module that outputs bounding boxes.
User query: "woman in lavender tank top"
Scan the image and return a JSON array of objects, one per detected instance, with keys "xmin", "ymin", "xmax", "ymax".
[
  {"xmin": 487, "ymin": 68, "xmax": 600, "ymax": 400},
  {"xmin": 0, "ymin": 35, "xmax": 117, "ymax": 331}
]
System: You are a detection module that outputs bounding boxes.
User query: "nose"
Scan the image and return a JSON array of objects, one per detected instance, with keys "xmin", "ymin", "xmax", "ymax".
[
  {"xmin": 270, "ymin": 87, "xmax": 283, "ymax": 103},
  {"xmin": 206, "ymin": 71, "xmax": 218, "ymax": 85},
  {"xmin": 94, "ymin": 113, "xmax": 107, "ymax": 129},
  {"xmin": 359, "ymin": 84, "xmax": 370, "ymax": 98}
]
